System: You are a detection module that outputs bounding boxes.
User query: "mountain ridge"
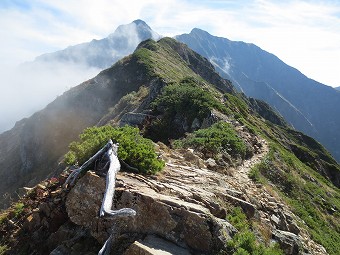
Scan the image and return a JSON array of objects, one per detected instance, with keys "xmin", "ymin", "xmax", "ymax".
[
  {"xmin": 35, "ymin": 19, "xmax": 161, "ymax": 69},
  {"xmin": 0, "ymin": 20, "xmax": 161, "ymax": 134},
  {"xmin": 0, "ymin": 37, "xmax": 339, "ymax": 255},
  {"xmin": 176, "ymin": 28, "xmax": 340, "ymax": 162}
]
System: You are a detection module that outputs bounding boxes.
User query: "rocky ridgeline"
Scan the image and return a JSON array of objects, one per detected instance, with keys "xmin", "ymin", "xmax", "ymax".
[{"xmin": 1, "ymin": 135, "xmax": 328, "ymax": 255}]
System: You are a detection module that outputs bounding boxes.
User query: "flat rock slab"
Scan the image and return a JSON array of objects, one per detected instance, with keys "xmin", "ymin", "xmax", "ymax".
[
  {"xmin": 124, "ymin": 235, "xmax": 192, "ymax": 255},
  {"xmin": 66, "ymin": 171, "xmax": 235, "ymax": 253}
]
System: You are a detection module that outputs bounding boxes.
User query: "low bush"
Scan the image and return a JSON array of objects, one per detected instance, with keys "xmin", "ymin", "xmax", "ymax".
[
  {"xmin": 64, "ymin": 125, "xmax": 164, "ymax": 174},
  {"xmin": 174, "ymin": 121, "xmax": 248, "ymax": 159},
  {"xmin": 226, "ymin": 207, "xmax": 283, "ymax": 255},
  {"xmin": 152, "ymin": 77, "xmax": 226, "ymax": 123}
]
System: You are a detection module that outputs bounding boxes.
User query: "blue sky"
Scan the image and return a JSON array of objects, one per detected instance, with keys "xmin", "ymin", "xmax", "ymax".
[{"xmin": 0, "ymin": 0, "xmax": 339, "ymax": 87}]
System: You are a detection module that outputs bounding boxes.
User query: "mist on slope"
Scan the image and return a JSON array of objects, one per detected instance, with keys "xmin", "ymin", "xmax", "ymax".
[
  {"xmin": 0, "ymin": 61, "xmax": 101, "ymax": 133},
  {"xmin": 0, "ymin": 20, "xmax": 159, "ymax": 133}
]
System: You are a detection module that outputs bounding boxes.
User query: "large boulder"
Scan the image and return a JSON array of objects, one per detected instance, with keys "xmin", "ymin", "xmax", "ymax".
[{"xmin": 66, "ymin": 171, "xmax": 236, "ymax": 254}]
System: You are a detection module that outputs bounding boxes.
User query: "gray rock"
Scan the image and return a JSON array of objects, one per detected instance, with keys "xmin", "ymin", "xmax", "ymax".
[
  {"xmin": 205, "ymin": 158, "xmax": 217, "ymax": 169},
  {"xmin": 273, "ymin": 230, "xmax": 302, "ymax": 255},
  {"xmin": 119, "ymin": 112, "xmax": 153, "ymax": 127},
  {"xmin": 124, "ymin": 235, "xmax": 192, "ymax": 255},
  {"xmin": 224, "ymin": 193, "xmax": 256, "ymax": 218},
  {"xmin": 66, "ymin": 172, "xmax": 234, "ymax": 253}
]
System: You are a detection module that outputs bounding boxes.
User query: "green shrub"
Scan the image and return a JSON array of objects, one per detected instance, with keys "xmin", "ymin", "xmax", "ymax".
[
  {"xmin": 248, "ymin": 166, "xmax": 262, "ymax": 182},
  {"xmin": 174, "ymin": 121, "xmax": 248, "ymax": 158},
  {"xmin": 146, "ymin": 77, "xmax": 228, "ymax": 142},
  {"xmin": 64, "ymin": 125, "xmax": 164, "ymax": 174},
  {"xmin": 226, "ymin": 207, "xmax": 283, "ymax": 255},
  {"xmin": 225, "ymin": 93, "xmax": 249, "ymax": 116},
  {"xmin": 152, "ymin": 77, "xmax": 226, "ymax": 123},
  {"xmin": 227, "ymin": 230, "xmax": 283, "ymax": 255},
  {"xmin": 227, "ymin": 207, "xmax": 249, "ymax": 231},
  {"xmin": 13, "ymin": 202, "xmax": 24, "ymax": 217}
]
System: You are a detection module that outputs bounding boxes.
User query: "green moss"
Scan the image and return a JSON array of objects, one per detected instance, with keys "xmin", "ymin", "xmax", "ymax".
[
  {"xmin": 64, "ymin": 125, "xmax": 164, "ymax": 174},
  {"xmin": 13, "ymin": 202, "xmax": 24, "ymax": 217},
  {"xmin": 0, "ymin": 213, "xmax": 7, "ymax": 225},
  {"xmin": 0, "ymin": 244, "xmax": 8, "ymax": 255}
]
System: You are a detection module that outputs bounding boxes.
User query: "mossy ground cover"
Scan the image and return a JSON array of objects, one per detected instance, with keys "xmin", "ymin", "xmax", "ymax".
[{"xmin": 134, "ymin": 39, "xmax": 196, "ymax": 82}]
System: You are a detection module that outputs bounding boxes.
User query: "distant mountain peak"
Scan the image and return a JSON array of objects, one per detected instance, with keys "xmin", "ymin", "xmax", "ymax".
[
  {"xmin": 132, "ymin": 19, "xmax": 149, "ymax": 27},
  {"xmin": 190, "ymin": 27, "xmax": 210, "ymax": 35},
  {"xmin": 109, "ymin": 20, "xmax": 160, "ymax": 41}
]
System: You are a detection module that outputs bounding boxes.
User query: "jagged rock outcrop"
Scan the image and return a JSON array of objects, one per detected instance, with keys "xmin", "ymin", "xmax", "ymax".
[
  {"xmin": 66, "ymin": 171, "xmax": 236, "ymax": 254},
  {"xmin": 61, "ymin": 140, "xmax": 326, "ymax": 254}
]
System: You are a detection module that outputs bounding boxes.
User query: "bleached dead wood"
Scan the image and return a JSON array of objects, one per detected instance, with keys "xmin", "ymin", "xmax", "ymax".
[
  {"xmin": 99, "ymin": 143, "xmax": 136, "ymax": 217},
  {"xmin": 63, "ymin": 140, "xmax": 136, "ymax": 254},
  {"xmin": 98, "ymin": 234, "xmax": 113, "ymax": 255},
  {"xmin": 64, "ymin": 140, "xmax": 113, "ymax": 187}
]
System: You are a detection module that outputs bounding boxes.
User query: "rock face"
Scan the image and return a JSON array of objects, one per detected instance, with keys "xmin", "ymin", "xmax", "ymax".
[
  {"xmin": 66, "ymin": 171, "xmax": 236, "ymax": 254},
  {"xmin": 124, "ymin": 235, "xmax": 192, "ymax": 255},
  {"xmin": 0, "ymin": 139, "xmax": 330, "ymax": 255},
  {"xmin": 62, "ymin": 139, "xmax": 327, "ymax": 255}
]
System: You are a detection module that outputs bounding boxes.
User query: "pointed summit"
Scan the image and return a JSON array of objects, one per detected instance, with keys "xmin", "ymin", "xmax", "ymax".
[
  {"xmin": 110, "ymin": 19, "xmax": 161, "ymax": 43},
  {"xmin": 36, "ymin": 20, "xmax": 161, "ymax": 69},
  {"xmin": 132, "ymin": 19, "xmax": 149, "ymax": 27}
]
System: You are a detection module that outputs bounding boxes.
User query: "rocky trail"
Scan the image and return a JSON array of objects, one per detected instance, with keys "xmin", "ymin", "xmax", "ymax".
[
  {"xmin": 62, "ymin": 133, "xmax": 328, "ymax": 255},
  {"xmin": 1, "ymin": 136, "xmax": 328, "ymax": 254},
  {"xmin": 149, "ymin": 139, "xmax": 327, "ymax": 255}
]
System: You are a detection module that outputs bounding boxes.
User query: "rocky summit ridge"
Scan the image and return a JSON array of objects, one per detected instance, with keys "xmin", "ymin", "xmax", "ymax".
[{"xmin": 0, "ymin": 37, "xmax": 339, "ymax": 255}]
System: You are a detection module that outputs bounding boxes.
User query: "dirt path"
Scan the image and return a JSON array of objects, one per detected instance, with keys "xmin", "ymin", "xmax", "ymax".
[{"xmin": 155, "ymin": 138, "xmax": 327, "ymax": 255}]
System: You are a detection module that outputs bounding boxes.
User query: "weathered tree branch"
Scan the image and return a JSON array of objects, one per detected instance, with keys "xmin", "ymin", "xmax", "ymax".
[
  {"xmin": 120, "ymin": 159, "xmax": 139, "ymax": 173},
  {"xmin": 98, "ymin": 234, "xmax": 113, "ymax": 255},
  {"xmin": 63, "ymin": 140, "xmax": 136, "ymax": 254},
  {"xmin": 64, "ymin": 140, "xmax": 113, "ymax": 187},
  {"xmin": 98, "ymin": 142, "xmax": 136, "ymax": 255},
  {"xmin": 99, "ymin": 143, "xmax": 136, "ymax": 217}
]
